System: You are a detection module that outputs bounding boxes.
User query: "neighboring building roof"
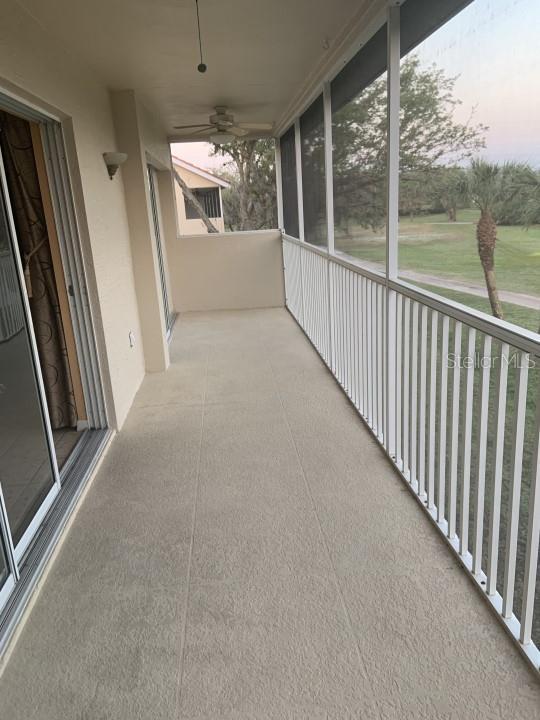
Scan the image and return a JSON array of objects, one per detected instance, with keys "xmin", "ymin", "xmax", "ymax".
[{"xmin": 171, "ymin": 156, "xmax": 230, "ymax": 188}]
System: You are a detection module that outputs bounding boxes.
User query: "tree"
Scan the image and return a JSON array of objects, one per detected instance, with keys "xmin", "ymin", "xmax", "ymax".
[
  {"xmin": 332, "ymin": 55, "xmax": 487, "ymax": 230},
  {"xmin": 429, "ymin": 166, "xmax": 469, "ymax": 222},
  {"xmin": 211, "ymin": 139, "xmax": 277, "ymax": 231},
  {"xmin": 468, "ymin": 160, "xmax": 540, "ymax": 322},
  {"xmin": 468, "ymin": 160, "xmax": 507, "ymax": 319}
]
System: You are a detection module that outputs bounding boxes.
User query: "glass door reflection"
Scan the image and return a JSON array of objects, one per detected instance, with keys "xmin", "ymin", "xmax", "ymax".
[{"xmin": 0, "ymin": 153, "xmax": 58, "ymax": 556}]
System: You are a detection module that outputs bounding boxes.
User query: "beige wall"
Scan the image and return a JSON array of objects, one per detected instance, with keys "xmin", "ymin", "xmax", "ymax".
[
  {"xmin": 0, "ymin": 0, "xmax": 146, "ymax": 428},
  {"xmin": 111, "ymin": 90, "xmax": 169, "ymax": 374},
  {"xmin": 174, "ymin": 164, "xmax": 226, "ymax": 235},
  {"xmin": 0, "ymin": 1, "xmax": 176, "ymax": 427},
  {"xmin": 168, "ymin": 230, "xmax": 285, "ymax": 312}
]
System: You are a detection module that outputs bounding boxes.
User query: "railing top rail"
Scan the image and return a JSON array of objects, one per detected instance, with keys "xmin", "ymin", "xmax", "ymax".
[
  {"xmin": 282, "ymin": 234, "xmax": 386, "ymax": 285},
  {"xmin": 389, "ymin": 279, "xmax": 540, "ymax": 356},
  {"xmin": 282, "ymin": 233, "xmax": 540, "ymax": 357}
]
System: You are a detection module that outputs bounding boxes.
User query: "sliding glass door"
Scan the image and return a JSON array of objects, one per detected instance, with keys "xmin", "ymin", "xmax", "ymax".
[
  {"xmin": 147, "ymin": 165, "xmax": 173, "ymax": 335},
  {"xmin": 0, "ymin": 146, "xmax": 59, "ymax": 584}
]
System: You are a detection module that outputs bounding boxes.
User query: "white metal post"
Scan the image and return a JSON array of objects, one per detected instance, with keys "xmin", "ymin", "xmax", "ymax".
[
  {"xmin": 384, "ymin": 5, "xmax": 400, "ymax": 457},
  {"xmin": 386, "ymin": 4, "xmax": 400, "ymax": 282},
  {"xmin": 322, "ymin": 83, "xmax": 335, "ymax": 370},
  {"xmin": 323, "ymin": 83, "xmax": 335, "ymax": 255},
  {"xmin": 275, "ymin": 138, "xmax": 284, "ymax": 229},
  {"xmin": 294, "ymin": 119, "xmax": 305, "ymax": 242}
]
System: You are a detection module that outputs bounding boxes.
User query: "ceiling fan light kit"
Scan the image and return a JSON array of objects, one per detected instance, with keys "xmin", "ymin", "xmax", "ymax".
[
  {"xmin": 173, "ymin": 106, "xmax": 273, "ymax": 143},
  {"xmin": 210, "ymin": 132, "xmax": 236, "ymax": 145},
  {"xmin": 179, "ymin": 3, "xmax": 274, "ymax": 142}
]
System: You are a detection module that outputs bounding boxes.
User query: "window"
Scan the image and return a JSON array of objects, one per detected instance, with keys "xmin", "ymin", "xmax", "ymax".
[
  {"xmin": 279, "ymin": 126, "xmax": 299, "ymax": 238},
  {"xmin": 331, "ymin": 24, "xmax": 387, "ymax": 268},
  {"xmin": 300, "ymin": 96, "xmax": 327, "ymax": 247},
  {"xmin": 185, "ymin": 187, "xmax": 221, "ymax": 219},
  {"xmin": 398, "ymin": 0, "xmax": 540, "ymax": 335}
]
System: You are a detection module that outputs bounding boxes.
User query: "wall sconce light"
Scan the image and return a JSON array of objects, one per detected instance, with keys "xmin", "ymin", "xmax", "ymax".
[{"xmin": 103, "ymin": 152, "xmax": 128, "ymax": 180}]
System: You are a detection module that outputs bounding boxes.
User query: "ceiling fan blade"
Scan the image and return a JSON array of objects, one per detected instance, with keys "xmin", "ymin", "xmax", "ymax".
[
  {"xmin": 173, "ymin": 123, "xmax": 213, "ymax": 130},
  {"xmin": 229, "ymin": 126, "xmax": 249, "ymax": 137},
  {"xmin": 191, "ymin": 127, "xmax": 215, "ymax": 136},
  {"xmin": 237, "ymin": 122, "xmax": 274, "ymax": 130}
]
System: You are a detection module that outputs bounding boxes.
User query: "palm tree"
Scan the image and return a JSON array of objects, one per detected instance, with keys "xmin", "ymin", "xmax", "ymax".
[{"xmin": 469, "ymin": 160, "xmax": 504, "ymax": 319}]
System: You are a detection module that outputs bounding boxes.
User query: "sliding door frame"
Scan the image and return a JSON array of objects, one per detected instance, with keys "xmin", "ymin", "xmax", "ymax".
[
  {"xmin": 0, "ymin": 144, "xmax": 61, "ymax": 566},
  {"xmin": 0, "ymin": 88, "xmax": 109, "ymax": 621},
  {"xmin": 147, "ymin": 164, "xmax": 174, "ymax": 338},
  {"xmin": 40, "ymin": 122, "xmax": 108, "ymax": 429}
]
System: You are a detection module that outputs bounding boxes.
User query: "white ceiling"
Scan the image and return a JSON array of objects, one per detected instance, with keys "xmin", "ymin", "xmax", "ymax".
[{"xmin": 16, "ymin": 0, "xmax": 371, "ymax": 139}]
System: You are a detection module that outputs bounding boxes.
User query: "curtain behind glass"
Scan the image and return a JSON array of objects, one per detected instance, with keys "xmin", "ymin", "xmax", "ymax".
[{"xmin": 0, "ymin": 111, "xmax": 76, "ymax": 429}]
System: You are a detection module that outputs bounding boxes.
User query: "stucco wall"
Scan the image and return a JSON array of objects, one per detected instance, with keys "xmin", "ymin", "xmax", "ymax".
[
  {"xmin": 110, "ymin": 90, "xmax": 169, "ymax": 374},
  {"xmin": 0, "ymin": 1, "xmax": 180, "ymax": 427},
  {"xmin": 168, "ymin": 230, "xmax": 285, "ymax": 312}
]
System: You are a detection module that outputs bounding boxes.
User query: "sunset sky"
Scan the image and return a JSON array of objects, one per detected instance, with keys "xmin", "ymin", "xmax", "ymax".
[
  {"xmin": 170, "ymin": 141, "xmax": 227, "ymax": 172},
  {"xmin": 414, "ymin": 0, "xmax": 540, "ymax": 166},
  {"xmin": 172, "ymin": 0, "xmax": 540, "ymax": 171}
]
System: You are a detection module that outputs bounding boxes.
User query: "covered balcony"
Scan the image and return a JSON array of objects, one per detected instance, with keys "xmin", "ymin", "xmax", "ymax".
[
  {"xmin": 0, "ymin": 0, "xmax": 539, "ymax": 717},
  {"xmin": 2, "ymin": 303, "xmax": 539, "ymax": 718}
]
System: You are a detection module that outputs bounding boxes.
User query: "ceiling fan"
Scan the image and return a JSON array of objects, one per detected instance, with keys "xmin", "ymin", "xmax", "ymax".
[{"xmin": 173, "ymin": 106, "xmax": 273, "ymax": 144}]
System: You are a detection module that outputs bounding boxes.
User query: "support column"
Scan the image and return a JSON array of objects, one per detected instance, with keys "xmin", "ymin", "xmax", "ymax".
[{"xmin": 110, "ymin": 89, "xmax": 169, "ymax": 373}]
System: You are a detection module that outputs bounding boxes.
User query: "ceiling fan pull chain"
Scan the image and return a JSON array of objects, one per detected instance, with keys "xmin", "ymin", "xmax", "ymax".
[{"xmin": 195, "ymin": 0, "xmax": 207, "ymax": 73}]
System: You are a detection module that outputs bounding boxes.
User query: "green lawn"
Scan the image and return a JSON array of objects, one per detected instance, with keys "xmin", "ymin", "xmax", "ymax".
[
  {"xmin": 335, "ymin": 209, "xmax": 540, "ymax": 333},
  {"xmin": 337, "ymin": 209, "xmax": 540, "ymax": 298},
  {"xmin": 418, "ymin": 284, "xmax": 540, "ymax": 335}
]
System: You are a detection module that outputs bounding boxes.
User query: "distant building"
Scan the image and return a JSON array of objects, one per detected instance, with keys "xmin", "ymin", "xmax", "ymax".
[{"xmin": 172, "ymin": 157, "xmax": 229, "ymax": 235}]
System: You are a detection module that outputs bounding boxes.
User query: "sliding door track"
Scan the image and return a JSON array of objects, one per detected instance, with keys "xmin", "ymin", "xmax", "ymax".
[{"xmin": 0, "ymin": 429, "xmax": 112, "ymax": 659}]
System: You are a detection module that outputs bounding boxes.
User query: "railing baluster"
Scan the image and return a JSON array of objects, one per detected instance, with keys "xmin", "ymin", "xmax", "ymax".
[
  {"xmin": 520, "ymin": 384, "xmax": 540, "ymax": 645},
  {"xmin": 377, "ymin": 283, "xmax": 384, "ymax": 440},
  {"xmin": 418, "ymin": 305, "xmax": 428, "ymax": 498},
  {"xmin": 361, "ymin": 276, "xmax": 368, "ymax": 418},
  {"xmin": 366, "ymin": 279, "xmax": 373, "ymax": 426},
  {"xmin": 331, "ymin": 263, "xmax": 336, "ymax": 371},
  {"xmin": 448, "ymin": 321, "xmax": 462, "ymax": 539},
  {"xmin": 347, "ymin": 270, "xmax": 352, "ymax": 397},
  {"xmin": 460, "ymin": 327, "xmax": 476, "ymax": 556},
  {"xmin": 402, "ymin": 297, "xmax": 411, "ymax": 479},
  {"xmin": 353, "ymin": 273, "xmax": 359, "ymax": 409},
  {"xmin": 502, "ymin": 352, "xmax": 529, "ymax": 619},
  {"xmin": 396, "ymin": 294, "xmax": 403, "ymax": 470},
  {"xmin": 428, "ymin": 310, "xmax": 438, "ymax": 510},
  {"xmin": 473, "ymin": 335, "xmax": 492, "ymax": 575},
  {"xmin": 338, "ymin": 264, "xmax": 343, "ymax": 378},
  {"xmin": 342, "ymin": 266, "xmax": 346, "ymax": 386},
  {"xmin": 371, "ymin": 281, "xmax": 378, "ymax": 433},
  {"xmin": 334, "ymin": 263, "xmax": 339, "ymax": 376},
  {"xmin": 487, "ymin": 342, "xmax": 510, "ymax": 596},
  {"xmin": 438, "ymin": 315, "xmax": 449, "ymax": 523},
  {"xmin": 410, "ymin": 302, "xmax": 419, "ymax": 487},
  {"xmin": 342, "ymin": 268, "xmax": 348, "ymax": 390}
]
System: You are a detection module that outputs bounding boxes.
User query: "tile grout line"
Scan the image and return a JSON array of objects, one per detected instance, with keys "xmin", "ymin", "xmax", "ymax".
[
  {"xmin": 263, "ymin": 341, "xmax": 382, "ymax": 716},
  {"xmin": 173, "ymin": 343, "xmax": 209, "ymax": 718}
]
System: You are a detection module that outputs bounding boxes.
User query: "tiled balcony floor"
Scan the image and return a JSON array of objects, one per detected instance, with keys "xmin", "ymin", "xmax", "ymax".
[{"xmin": 1, "ymin": 308, "xmax": 539, "ymax": 718}]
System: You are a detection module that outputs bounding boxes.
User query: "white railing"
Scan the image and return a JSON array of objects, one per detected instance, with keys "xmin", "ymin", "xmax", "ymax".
[
  {"xmin": 0, "ymin": 251, "xmax": 25, "ymax": 343},
  {"xmin": 283, "ymin": 233, "xmax": 540, "ymax": 672}
]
